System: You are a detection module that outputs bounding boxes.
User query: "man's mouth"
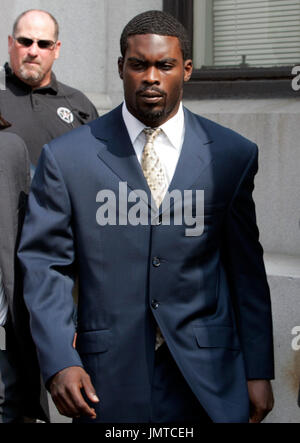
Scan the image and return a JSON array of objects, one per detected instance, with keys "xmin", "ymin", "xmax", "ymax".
[
  {"xmin": 139, "ymin": 91, "xmax": 164, "ymax": 104},
  {"xmin": 23, "ymin": 61, "xmax": 40, "ymax": 66}
]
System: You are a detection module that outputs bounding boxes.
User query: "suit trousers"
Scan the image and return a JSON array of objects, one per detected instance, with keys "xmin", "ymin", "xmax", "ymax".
[
  {"xmin": 0, "ymin": 349, "xmax": 23, "ymax": 423},
  {"xmin": 150, "ymin": 342, "xmax": 212, "ymax": 423}
]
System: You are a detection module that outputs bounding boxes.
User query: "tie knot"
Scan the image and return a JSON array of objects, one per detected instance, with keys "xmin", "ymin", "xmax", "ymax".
[{"xmin": 143, "ymin": 127, "xmax": 162, "ymax": 143}]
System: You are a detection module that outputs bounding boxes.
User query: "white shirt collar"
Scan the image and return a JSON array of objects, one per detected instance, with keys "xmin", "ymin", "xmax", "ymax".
[{"xmin": 122, "ymin": 101, "xmax": 184, "ymax": 152}]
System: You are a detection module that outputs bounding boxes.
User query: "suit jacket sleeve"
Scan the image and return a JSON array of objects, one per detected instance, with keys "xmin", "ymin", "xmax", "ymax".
[
  {"xmin": 18, "ymin": 144, "xmax": 83, "ymax": 385},
  {"xmin": 224, "ymin": 144, "xmax": 274, "ymax": 380}
]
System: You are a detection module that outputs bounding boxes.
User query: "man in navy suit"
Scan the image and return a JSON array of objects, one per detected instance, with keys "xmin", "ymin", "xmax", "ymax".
[{"xmin": 18, "ymin": 10, "xmax": 274, "ymax": 423}]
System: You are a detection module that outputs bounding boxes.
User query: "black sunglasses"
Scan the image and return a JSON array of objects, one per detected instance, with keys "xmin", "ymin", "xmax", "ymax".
[{"xmin": 14, "ymin": 36, "xmax": 56, "ymax": 49}]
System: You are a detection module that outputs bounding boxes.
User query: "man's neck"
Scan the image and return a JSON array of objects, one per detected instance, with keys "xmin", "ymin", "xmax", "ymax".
[{"xmin": 125, "ymin": 103, "xmax": 182, "ymax": 128}]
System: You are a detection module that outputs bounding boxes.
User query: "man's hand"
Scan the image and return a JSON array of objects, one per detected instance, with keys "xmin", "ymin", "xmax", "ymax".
[
  {"xmin": 49, "ymin": 366, "xmax": 99, "ymax": 419},
  {"xmin": 247, "ymin": 379, "xmax": 274, "ymax": 423}
]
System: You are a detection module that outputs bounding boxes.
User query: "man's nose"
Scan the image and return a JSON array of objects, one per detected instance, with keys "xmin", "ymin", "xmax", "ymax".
[
  {"xmin": 143, "ymin": 66, "xmax": 160, "ymax": 84},
  {"xmin": 27, "ymin": 42, "xmax": 39, "ymax": 57}
]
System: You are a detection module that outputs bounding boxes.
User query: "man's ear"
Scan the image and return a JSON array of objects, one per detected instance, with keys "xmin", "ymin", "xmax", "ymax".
[
  {"xmin": 8, "ymin": 35, "xmax": 13, "ymax": 54},
  {"xmin": 54, "ymin": 40, "xmax": 61, "ymax": 60},
  {"xmin": 183, "ymin": 59, "xmax": 193, "ymax": 82},
  {"xmin": 118, "ymin": 57, "xmax": 124, "ymax": 79}
]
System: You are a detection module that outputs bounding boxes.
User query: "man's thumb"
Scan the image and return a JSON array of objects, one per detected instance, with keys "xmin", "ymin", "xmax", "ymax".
[{"xmin": 82, "ymin": 375, "xmax": 99, "ymax": 403}]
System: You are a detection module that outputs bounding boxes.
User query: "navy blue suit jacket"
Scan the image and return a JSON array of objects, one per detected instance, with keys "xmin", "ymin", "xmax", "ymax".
[{"xmin": 18, "ymin": 105, "xmax": 274, "ymax": 423}]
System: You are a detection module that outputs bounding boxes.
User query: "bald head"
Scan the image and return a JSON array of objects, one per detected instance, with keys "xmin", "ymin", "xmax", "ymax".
[{"xmin": 13, "ymin": 9, "xmax": 59, "ymax": 40}]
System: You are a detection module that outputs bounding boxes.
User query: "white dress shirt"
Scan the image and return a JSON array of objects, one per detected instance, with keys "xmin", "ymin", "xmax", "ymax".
[
  {"xmin": 122, "ymin": 101, "xmax": 185, "ymax": 186},
  {"xmin": 0, "ymin": 267, "xmax": 8, "ymax": 326}
]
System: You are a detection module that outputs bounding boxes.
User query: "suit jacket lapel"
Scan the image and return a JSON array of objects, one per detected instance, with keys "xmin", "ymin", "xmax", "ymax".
[
  {"xmin": 160, "ymin": 107, "xmax": 213, "ymax": 216},
  {"xmin": 92, "ymin": 105, "xmax": 152, "ymax": 207}
]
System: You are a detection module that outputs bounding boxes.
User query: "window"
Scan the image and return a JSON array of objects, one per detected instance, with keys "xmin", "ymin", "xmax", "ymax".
[{"xmin": 164, "ymin": 0, "xmax": 298, "ymax": 98}]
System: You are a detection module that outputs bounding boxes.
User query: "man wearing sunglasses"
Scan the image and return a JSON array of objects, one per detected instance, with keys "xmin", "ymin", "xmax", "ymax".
[{"xmin": 0, "ymin": 9, "xmax": 98, "ymax": 166}]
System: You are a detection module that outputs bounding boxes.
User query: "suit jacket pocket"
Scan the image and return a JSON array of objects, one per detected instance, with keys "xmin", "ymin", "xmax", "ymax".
[
  {"xmin": 193, "ymin": 325, "xmax": 240, "ymax": 351},
  {"xmin": 76, "ymin": 329, "xmax": 111, "ymax": 354}
]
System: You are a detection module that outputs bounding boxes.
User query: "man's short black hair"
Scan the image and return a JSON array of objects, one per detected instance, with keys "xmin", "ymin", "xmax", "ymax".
[{"xmin": 120, "ymin": 10, "xmax": 191, "ymax": 61}]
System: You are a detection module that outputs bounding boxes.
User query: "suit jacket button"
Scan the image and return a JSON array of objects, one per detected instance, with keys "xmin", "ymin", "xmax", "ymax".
[
  {"xmin": 152, "ymin": 257, "xmax": 161, "ymax": 267},
  {"xmin": 151, "ymin": 300, "xmax": 159, "ymax": 309}
]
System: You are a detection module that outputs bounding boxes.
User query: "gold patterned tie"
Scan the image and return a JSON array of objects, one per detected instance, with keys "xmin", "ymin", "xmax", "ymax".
[
  {"xmin": 141, "ymin": 128, "xmax": 168, "ymax": 209},
  {"xmin": 141, "ymin": 127, "xmax": 166, "ymax": 350}
]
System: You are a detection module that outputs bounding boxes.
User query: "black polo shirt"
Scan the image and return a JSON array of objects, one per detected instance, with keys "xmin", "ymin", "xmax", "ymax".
[{"xmin": 0, "ymin": 63, "xmax": 99, "ymax": 165}]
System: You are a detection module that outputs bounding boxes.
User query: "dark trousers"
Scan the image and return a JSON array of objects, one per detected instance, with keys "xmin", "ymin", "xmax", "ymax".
[{"xmin": 150, "ymin": 342, "xmax": 212, "ymax": 423}]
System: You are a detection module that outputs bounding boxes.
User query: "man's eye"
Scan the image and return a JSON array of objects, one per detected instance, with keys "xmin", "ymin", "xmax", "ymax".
[
  {"xmin": 160, "ymin": 64, "xmax": 173, "ymax": 70},
  {"xmin": 130, "ymin": 62, "xmax": 145, "ymax": 69}
]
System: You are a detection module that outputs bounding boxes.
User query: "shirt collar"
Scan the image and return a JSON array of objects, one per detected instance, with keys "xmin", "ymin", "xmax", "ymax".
[{"xmin": 122, "ymin": 101, "xmax": 184, "ymax": 152}]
